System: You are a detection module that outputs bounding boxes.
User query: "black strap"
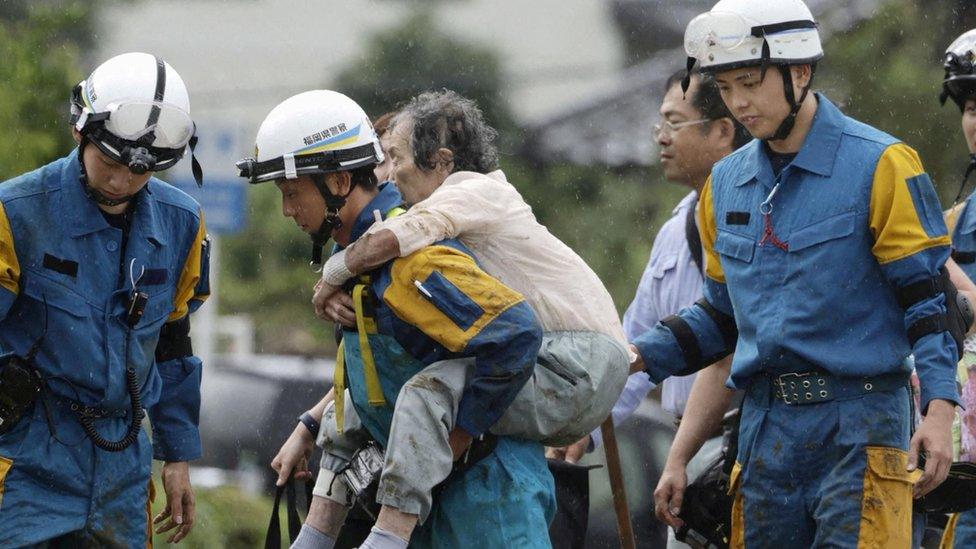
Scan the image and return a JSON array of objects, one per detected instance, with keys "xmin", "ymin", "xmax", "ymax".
[
  {"xmin": 953, "ymin": 250, "xmax": 976, "ymax": 264},
  {"xmin": 954, "ymin": 155, "xmax": 976, "ymax": 206},
  {"xmin": 685, "ymin": 205, "xmax": 704, "ymax": 277},
  {"xmin": 139, "ymin": 56, "xmax": 167, "ymax": 147},
  {"xmin": 907, "ymin": 313, "xmax": 946, "ymax": 348},
  {"xmin": 189, "ymin": 132, "xmax": 203, "ymax": 187},
  {"xmin": 896, "ymin": 275, "xmax": 943, "ymax": 309},
  {"xmin": 696, "ymin": 298, "xmax": 738, "ymax": 350},
  {"xmin": 750, "ymin": 20, "xmax": 817, "ymax": 38},
  {"xmin": 264, "ymin": 479, "xmax": 313, "ymax": 549},
  {"xmin": 662, "ymin": 314, "xmax": 702, "ymax": 371},
  {"xmin": 155, "ymin": 316, "xmax": 193, "ymax": 363}
]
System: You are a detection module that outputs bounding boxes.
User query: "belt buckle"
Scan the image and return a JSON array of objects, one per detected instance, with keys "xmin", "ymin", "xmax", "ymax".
[{"xmin": 774, "ymin": 372, "xmax": 830, "ymax": 405}]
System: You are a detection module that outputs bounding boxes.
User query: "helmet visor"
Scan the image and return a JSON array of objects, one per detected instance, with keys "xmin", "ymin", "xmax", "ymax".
[
  {"xmin": 685, "ymin": 11, "xmax": 758, "ymax": 59},
  {"xmin": 99, "ymin": 100, "xmax": 194, "ymax": 150}
]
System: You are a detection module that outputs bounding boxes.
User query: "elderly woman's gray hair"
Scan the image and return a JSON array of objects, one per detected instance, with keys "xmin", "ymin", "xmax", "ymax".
[{"xmin": 395, "ymin": 90, "xmax": 499, "ymax": 174}]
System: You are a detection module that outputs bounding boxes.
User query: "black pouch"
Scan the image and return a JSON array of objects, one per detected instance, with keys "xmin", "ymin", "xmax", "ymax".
[
  {"xmin": 675, "ymin": 458, "xmax": 733, "ymax": 549},
  {"xmin": 914, "ymin": 461, "xmax": 976, "ymax": 514},
  {"xmin": 675, "ymin": 409, "xmax": 740, "ymax": 549},
  {"xmin": 0, "ymin": 355, "xmax": 43, "ymax": 435},
  {"xmin": 339, "ymin": 441, "xmax": 385, "ymax": 520}
]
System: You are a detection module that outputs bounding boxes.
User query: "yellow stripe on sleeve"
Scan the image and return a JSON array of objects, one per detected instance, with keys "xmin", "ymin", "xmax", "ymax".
[
  {"xmin": 0, "ymin": 202, "xmax": 20, "ymax": 296},
  {"xmin": 869, "ymin": 143, "xmax": 951, "ymax": 264},
  {"xmin": 698, "ymin": 176, "xmax": 726, "ymax": 284},
  {"xmin": 168, "ymin": 212, "xmax": 207, "ymax": 322}
]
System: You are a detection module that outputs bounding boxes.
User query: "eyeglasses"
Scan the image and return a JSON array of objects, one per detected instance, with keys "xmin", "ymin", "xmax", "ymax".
[{"xmin": 653, "ymin": 118, "xmax": 712, "ymax": 137}]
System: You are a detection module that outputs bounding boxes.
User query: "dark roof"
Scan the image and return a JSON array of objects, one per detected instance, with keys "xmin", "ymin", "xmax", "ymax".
[{"xmin": 521, "ymin": 0, "xmax": 881, "ymax": 168}]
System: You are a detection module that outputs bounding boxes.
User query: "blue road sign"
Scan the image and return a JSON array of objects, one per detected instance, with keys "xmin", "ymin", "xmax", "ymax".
[{"xmin": 169, "ymin": 178, "xmax": 247, "ymax": 235}]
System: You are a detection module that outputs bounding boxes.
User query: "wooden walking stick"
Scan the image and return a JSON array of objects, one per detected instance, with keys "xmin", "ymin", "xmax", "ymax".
[{"xmin": 601, "ymin": 418, "xmax": 636, "ymax": 549}]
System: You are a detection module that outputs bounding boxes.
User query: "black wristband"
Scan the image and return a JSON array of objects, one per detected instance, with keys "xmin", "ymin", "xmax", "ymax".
[{"xmin": 298, "ymin": 411, "xmax": 320, "ymax": 438}]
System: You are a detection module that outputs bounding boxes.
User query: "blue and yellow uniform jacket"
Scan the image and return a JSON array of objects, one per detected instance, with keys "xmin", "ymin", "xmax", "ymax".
[
  {"xmin": 634, "ymin": 94, "xmax": 958, "ymax": 411},
  {"xmin": 0, "ymin": 149, "xmax": 209, "ymax": 461},
  {"xmin": 334, "ymin": 182, "xmax": 543, "ymax": 441}
]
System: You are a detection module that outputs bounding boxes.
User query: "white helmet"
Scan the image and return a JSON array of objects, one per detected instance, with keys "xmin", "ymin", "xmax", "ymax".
[
  {"xmin": 684, "ymin": 0, "xmax": 822, "ymax": 74},
  {"xmin": 70, "ymin": 52, "xmax": 200, "ymax": 181},
  {"xmin": 683, "ymin": 0, "xmax": 822, "ymax": 141},
  {"xmin": 238, "ymin": 90, "xmax": 384, "ymax": 266},
  {"xmin": 237, "ymin": 90, "xmax": 383, "ymax": 184},
  {"xmin": 942, "ymin": 29, "xmax": 976, "ymax": 111}
]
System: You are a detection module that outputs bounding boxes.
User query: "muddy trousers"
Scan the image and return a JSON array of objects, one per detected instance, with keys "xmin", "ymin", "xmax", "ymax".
[
  {"xmin": 315, "ymin": 330, "xmax": 628, "ymax": 521},
  {"xmin": 729, "ymin": 379, "xmax": 914, "ymax": 548},
  {"xmin": 0, "ymin": 405, "xmax": 153, "ymax": 548}
]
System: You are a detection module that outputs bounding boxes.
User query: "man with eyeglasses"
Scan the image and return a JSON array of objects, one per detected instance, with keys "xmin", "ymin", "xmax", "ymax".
[
  {"xmin": 0, "ymin": 52, "xmax": 208, "ymax": 546},
  {"xmin": 552, "ymin": 67, "xmax": 749, "ymax": 547}
]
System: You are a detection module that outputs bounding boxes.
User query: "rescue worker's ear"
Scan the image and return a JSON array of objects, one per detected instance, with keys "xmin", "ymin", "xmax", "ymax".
[
  {"xmin": 714, "ymin": 118, "xmax": 736, "ymax": 150},
  {"xmin": 71, "ymin": 127, "xmax": 82, "ymax": 145},
  {"xmin": 327, "ymin": 171, "xmax": 353, "ymax": 196},
  {"xmin": 790, "ymin": 65, "xmax": 813, "ymax": 93}
]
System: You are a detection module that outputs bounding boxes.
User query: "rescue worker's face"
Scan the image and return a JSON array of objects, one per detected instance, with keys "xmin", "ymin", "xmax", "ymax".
[
  {"xmin": 656, "ymin": 78, "xmax": 733, "ymax": 188},
  {"xmin": 75, "ymin": 132, "xmax": 153, "ymax": 215},
  {"xmin": 374, "ymin": 132, "xmax": 395, "ymax": 184},
  {"xmin": 963, "ymin": 99, "xmax": 976, "ymax": 154},
  {"xmin": 714, "ymin": 65, "xmax": 811, "ymax": 141},
  {"xmin": 387, "ymin": 118, "xmax": 450, "ymax": 206},
  {"xmin": 276, "ymin": 177, "xmax": 327, "ymax": 235}
]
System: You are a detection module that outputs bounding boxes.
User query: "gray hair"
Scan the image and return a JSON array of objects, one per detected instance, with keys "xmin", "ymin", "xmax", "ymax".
[{"xmin": 395, "ymin": 90, "xmax": 499, "ymax": 174}]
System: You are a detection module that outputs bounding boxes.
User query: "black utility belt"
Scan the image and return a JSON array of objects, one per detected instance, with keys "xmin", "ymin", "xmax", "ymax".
[{"xmin": 750, "ymin": 370, "xmax": 910, "ymax": 406}]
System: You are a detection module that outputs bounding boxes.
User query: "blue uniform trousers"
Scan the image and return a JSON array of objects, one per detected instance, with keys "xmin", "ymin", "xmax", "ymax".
[
  {"xmin": 0, "ymin": 403, "xmax": 152, "ymax": 547},
  {"xmin": 732, "ymin": 382, "xmax": 914, "ymax": 547}
]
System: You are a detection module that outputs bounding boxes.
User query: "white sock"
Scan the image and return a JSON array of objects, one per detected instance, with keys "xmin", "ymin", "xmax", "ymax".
[
  {"xmin": 358, "ymin": 526, "xmax": 409, "ymax": 549},
  {"xmin": 289, "ymin": 524, "xmax": 335, "ymax": 549}
]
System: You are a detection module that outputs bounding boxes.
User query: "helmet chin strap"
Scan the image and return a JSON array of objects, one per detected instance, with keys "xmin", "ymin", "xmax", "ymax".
[
  {"xmin": 78, "ymin": 139, "xmax": 137, "ymax": 207},
  {"xmin": 953, "ymin": 154, "xmax": 976, "ymax": 206},
  {"xmin": 765, "ymin": 65, "xmax": 815, "ymax": 143},
  {"xmin": 309, "ymin": 173, "xmax": 355, "ymax": 267}
]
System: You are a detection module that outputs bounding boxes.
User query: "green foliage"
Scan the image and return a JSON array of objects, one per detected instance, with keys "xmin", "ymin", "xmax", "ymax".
[
  {"xmin": 333, "ymin": 11, "xmax": 513, "ymax": 133},
  {"xmin": 0, "ymin": 2, "xmax": 94, "ymax": 180},
  {"xmin": 154, "ymin": 485, "xmax": 272, "ymax": 549},
  {"xmin": 819, "ymin": 0, "xmax": 976, "ymax": 202},
  {"xmin": 219, "ymin": 183, "xmax": 337, "ymax": 355}
]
